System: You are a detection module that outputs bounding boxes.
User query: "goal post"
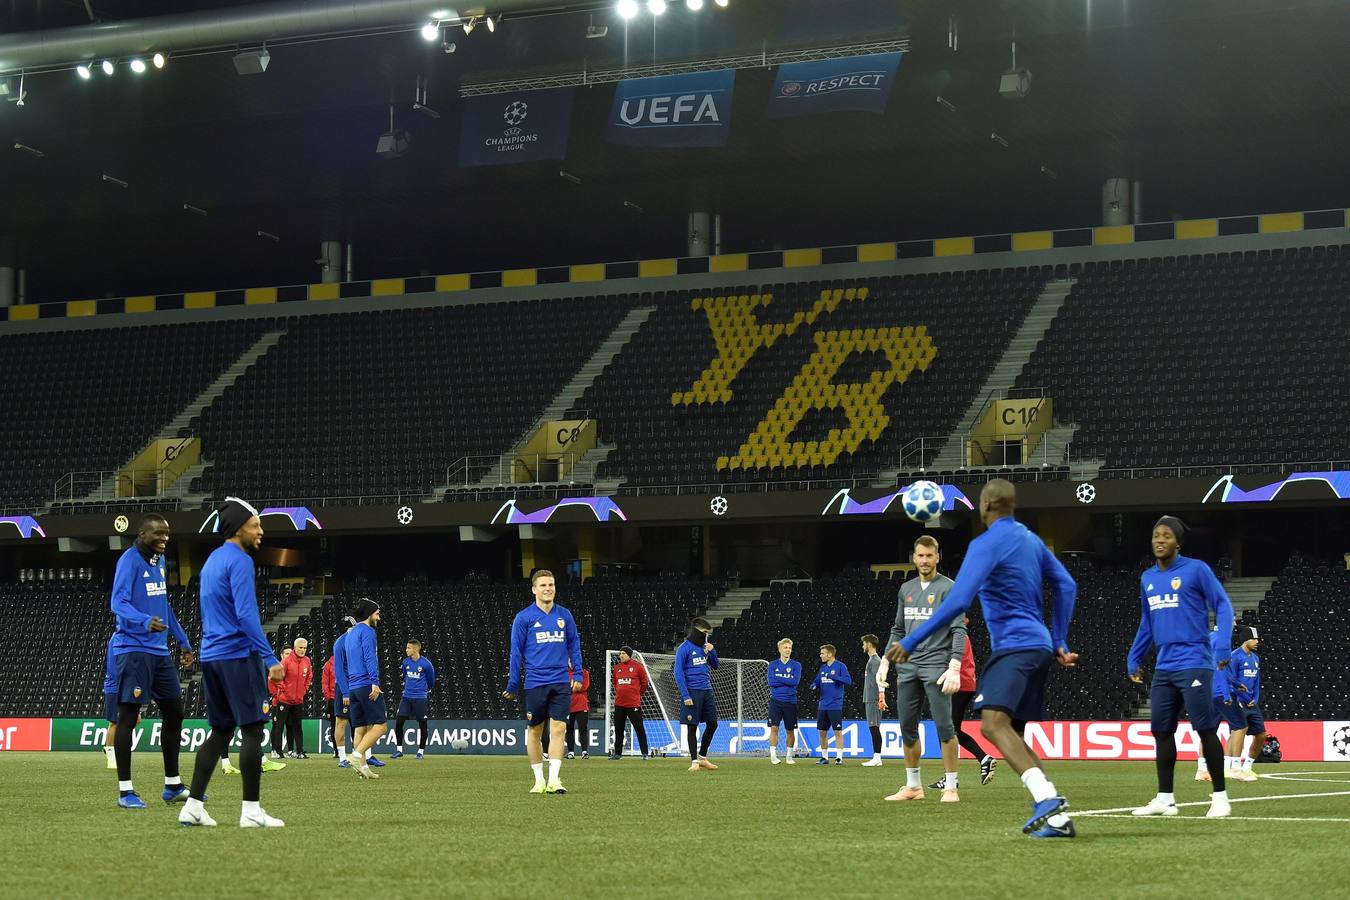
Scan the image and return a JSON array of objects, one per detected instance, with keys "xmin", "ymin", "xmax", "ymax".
[{"xmin": 604, "ymin": 649, "xmax": 772, "ymax": 757}]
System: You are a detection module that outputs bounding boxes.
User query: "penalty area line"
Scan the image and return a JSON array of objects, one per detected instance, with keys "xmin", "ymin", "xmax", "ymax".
[{"xmin": 1074, "ymin": 789, "xmax": 1350, "ymax": 816}]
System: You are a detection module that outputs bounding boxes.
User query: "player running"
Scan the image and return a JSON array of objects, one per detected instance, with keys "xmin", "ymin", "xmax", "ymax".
[
  {"xmin": 503, "ymin": 569, "xmax": 583, "ymax": 794},
  {"xmin": 767, "ymin": 638, "xmax": 802, "ymax": 765},
  {"xmin": 880, "ymin": 535, "xmax": 966, "ymax": 801},
  {"xmin": 887, "ymin": 480, "xmax": 1078, "ymax": 839},
  {"xmin": 1129, "ymin": 516, "xmax": 1234, "ymax": 819},
  {"xmin": 108, "ymin": 513, "xmax": 195, "ymax": 809},
  {"xmin": 391, "ymin": 639, "xmax": 436, "ymax": 760}
]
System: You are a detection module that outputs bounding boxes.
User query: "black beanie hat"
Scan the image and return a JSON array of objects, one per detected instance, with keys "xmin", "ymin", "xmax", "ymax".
[
  {"xmin": 353, "ymin": 597, "xmax": 380, "ymax": 622},
  {"xmin": 218, "ymin": 496, "xmax": 259, "ymax": 539},
  {"xmin": 1239, "ymin": 625, "xmax": 1259, "ymax": 643},
  {"xmin": 1154, "ymin": 515, "xmax": 1186, "ymax": 545},
  {"xmin": 620, "ymin": 645, "xmax": 635, "ymax": 657}
]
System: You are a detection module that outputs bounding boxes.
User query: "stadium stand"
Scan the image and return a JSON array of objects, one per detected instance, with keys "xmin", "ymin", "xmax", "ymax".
[
  {"xmin": 0, "ymin": 319, "xmax": 273, "ymax": 509},
  {"xmin": 286, "ymin": 574, "xmax": 724, "ymax": 721},
  {"xmin": 1251, "ymin": 553, "xmax": 1350, "ymax": 720},
  {"xmin": 582, "ymin": 270, "xmax": 1046, "ymax": 488},
  {"xmin": 192, "ymin": 297, "xmax": 632, "ymax": 503},
  {"xmin": 1017, "ymin": 247, "xmax": 1350, "ymax": 473}
]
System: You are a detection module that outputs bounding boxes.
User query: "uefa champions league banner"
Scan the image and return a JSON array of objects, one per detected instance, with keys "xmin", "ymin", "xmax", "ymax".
[
  {"xmin": 607, "ymin": 69, "xmax": 736, "ymax": 148},
  {"xmin": 767, "ymin": 52, "xmax": 904, "ymax": 118},
  {"xmin": 459, "ymin": 88, "xmax": 575, "ymax": 167}
]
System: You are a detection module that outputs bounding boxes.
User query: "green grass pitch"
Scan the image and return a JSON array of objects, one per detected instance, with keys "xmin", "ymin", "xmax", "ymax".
[{"xmin": 6, "ymin": 753, "xmax": 1349, "ymax": 898}]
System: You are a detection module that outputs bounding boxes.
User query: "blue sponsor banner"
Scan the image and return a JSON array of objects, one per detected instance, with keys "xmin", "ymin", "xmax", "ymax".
[
  {"xmin": 459, "ymin": 88, "xmax": 574, "ymax": 167},
  {"xmin": 607, "ymin": 69, "xmax": 735, "ymax": 147},
  {"xmin": 768, "ymin": 52, "xmax": 903, "ymax": 117}
]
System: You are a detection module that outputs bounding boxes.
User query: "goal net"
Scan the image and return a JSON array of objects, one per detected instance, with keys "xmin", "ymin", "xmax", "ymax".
[{"xmin": 604, "ymin": 649, "xmax": 772, "ymax": 757}]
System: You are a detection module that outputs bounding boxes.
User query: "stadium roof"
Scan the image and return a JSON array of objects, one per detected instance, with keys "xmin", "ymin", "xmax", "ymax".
[{"xmin": 2, "ymin": 0, "xmax": 1348, "ymax": 303}]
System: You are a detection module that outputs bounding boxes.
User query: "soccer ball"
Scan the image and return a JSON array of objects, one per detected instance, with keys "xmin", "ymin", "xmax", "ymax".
[{"xmin": 901, "ymin": 480, "xmax": 944, "ymax": 523}]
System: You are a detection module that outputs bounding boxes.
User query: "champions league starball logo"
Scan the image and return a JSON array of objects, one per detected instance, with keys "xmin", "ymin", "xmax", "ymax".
[
  {"xmin": 1330, "ymin": 724, "xmax": 1350, "ymax": 759},
  {"xmin": 503, "ymin": 100, "xmax": 528, "ymax": 127}
]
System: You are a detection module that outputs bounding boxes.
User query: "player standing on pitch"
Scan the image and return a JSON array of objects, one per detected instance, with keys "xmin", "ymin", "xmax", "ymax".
[
  {"xmin": 674, "ymin": 617, "xmax": 720, "ymax": 772},
  {"xmin": 811, "ymin": 644, "xmax": 852, "ymax": 765},
  {"xmin": 504, "ymin": 569, "xmax": 583, "ymax": 794},
  {"xmin": 860, "ymin": 634, "xmax": 885, "ymax": 767},
  {"xmin": 108, "ymin": 513, "xmax": 195, "ymax": 809},
  {"xmin": 344, "ymin": 598, "xmax": 388, "ymax": 779},
  {"xmin": 888, "ymin": 480, "xmax": 1078, "ymax": 839},
  {"xmin": 1129, "ymin": 516, "xmax": 1234, "ymax": 819},
  {"xmin": 179, "ymin": 497, "xmax": 285, "ymax": 828},
  {"xmin": 1224, "ymin": 626, "xmax": 1266, "ymax": 782},
  {"xmin": 391, "ymin": 639, "xmax": 436, "ymax": 760},
  {"xmin": 767, "ymin": 638, "xmax": 802, "ymax": 765},
  {"xmin": 930, "ymin": 624, "xmax": 998, "ymax": 790},
  {"xmin": 879, "ymin": 535, "xmax": 966, "ymax": 802},
  {"xmin": 610, "ymin": 646, "xmax": 652, "ymax": 760}
]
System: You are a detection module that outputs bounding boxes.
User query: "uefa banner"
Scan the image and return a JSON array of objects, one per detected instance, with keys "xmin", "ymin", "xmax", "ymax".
[
  {"xmin": 47, "ymin": 718, "xmax": 320, "ymax": 752},
  {"xmin": 459, "ymin": 88, "xmax": 575, "ymax": 167},
  {"xmin": 607, "ymin": 69, "xmax": 736, "ymax": 147},
  {"xmin": 6, "ymin": 718, "xmax": 1349, "ymax": 761},
  {"xmin": 767, "ymin": 51, "xmax": 904, "ymax": 117}
]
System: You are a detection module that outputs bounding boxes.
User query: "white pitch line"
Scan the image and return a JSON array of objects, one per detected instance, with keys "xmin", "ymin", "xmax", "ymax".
[
  {"xmin": 1079, "ymin": 814, "xmax": 1350, "ymax": 824},
  {"xmin": 1074, "ymin": 789, "xmax": 1350, "ymax": 816},
  {"xmin": 1258, "ymin": 774, "xmax": 1350, "ymax": 784}
]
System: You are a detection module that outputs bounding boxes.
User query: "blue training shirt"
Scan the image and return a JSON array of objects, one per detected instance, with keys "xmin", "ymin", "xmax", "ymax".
[
  {"xmin": 1230, "ymin": 646, "xmax": 1260, "ymax": 705},
  {"xmin": 332, "ymin": 631, "xmax": 350, "ymax": 696},
  {"xmin": 1127, "ymin": 555, "xmax": 1233, "ymax": 675},
  {"xmin": 506, "ymin": 602, "xmax": 582, "ymax": 694},
  {"xmin": 110, "ymin": 545, "xmax": 192, "ymax": 656},
  {"xmin": 401, "ymin": 656, "xmax": 436, "ymax": 699},
  {"xmin": 768, "ymin": 659, "xmax": 802, "ymax": 703},
  {"xmin": 344, "ymin": 622, "xmax": 381, "ymax": 689},
  {"xmin": 103, "ymin": 634, "xmax": 118, "ymax": 694},
  {"xmin": 902, "ymin": 516, "xmax": 1076, "ymax": 656},
  {"xmin": 811, "ymin": 660, "xmax": 852, "ymax": 711},
  {"xmin": 197, "ymin": 541, "xmax": 277, "ymax": 666},
  {"xmin": 673, "ymin": 638, "xmax": 719, "ymax": 701}
]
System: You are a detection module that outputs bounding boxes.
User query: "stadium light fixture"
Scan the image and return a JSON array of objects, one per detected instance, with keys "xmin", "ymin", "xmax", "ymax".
[
  {"xmin": 648, "ymin": 0, "xmax": 667, "ymax": 14},
  {"xmin": 421, "ymin": 21, "xmax": 441, "ymax": 41},
  {"xmin": 76, "ymin": 62, "xmax": 92, "ymax": 80},
  {"xmin": 152, "ymin": 52, "xmax": 166, "ymax": 69},
  {"xmin": 486, "ymin": 14, "xmax": 500, "ymax": 33},
  {"xmin": 616, "ymin": 0, "xmax": 638, "ymax": 18},
  {"xmin": 129, "ymin": 58, "xmax": 147, "ymax": 73},
  {"xmin": 687, "ymin": 0, "xmax": 704, "ymax": 9},
  {"xmin": 462, "ymin": 15, "xmax": 478, "ymax": 33},
  {"xmin": 100, "ymin": 59, "xmax": 115, "ymax": 76}
]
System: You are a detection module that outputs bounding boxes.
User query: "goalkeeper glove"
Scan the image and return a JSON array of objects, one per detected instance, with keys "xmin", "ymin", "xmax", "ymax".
[{"xmin": 936, "ymin": 661, "xmax": 961, "ymax": 695}]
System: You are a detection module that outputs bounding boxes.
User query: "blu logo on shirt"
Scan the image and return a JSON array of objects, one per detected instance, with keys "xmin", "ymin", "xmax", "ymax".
[{"xmin": 532, "ymin": 619, "xmax": 566, "ymax": 645}]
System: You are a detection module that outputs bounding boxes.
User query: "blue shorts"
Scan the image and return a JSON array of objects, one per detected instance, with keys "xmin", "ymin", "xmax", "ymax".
[
  {"xmin": 348, "ymin": 684, "xmax": 388, "ymax": 728},
  {"xmin": 105, "ymin": 692, "xmax": 119, "ymax": 723},
  {"xmin": 816, "ymin": 708, "xmax": 843, "ymax": 732},
  {"xmin": 683, "ymin": 689, "xmax": 717, "ymax": 726},
  {"xmin": 333, "ymin": 697, "xmax": 349, "ymax": 720},
  {"xmin": 1151, "ymin": 667, "xmax": 1218, "ymax": 733},
  {"xmin": 398, "ymin": 697, "xmax": 429, "ymax": 720},
  {"xmin": 114, "ymin": 651, "xmax": 182, "ymax": 705},
  {"xmin": 201, "ymin": 654, "xmax": 271, "ymax": 731},
  {"xmin": 768, "ymin": 699, "xmax": 799, "ymax": 729},
  {"xmin": 525, "ymin": 684, "xmax": 572, "ymax": 726},
  {"xmin": 972, "ymin": 648, "xmax": 1052, "ymax": 723},
  {"xmin": 1223, "ymin": 701, "xmax": 1265, "ymax": 734}
]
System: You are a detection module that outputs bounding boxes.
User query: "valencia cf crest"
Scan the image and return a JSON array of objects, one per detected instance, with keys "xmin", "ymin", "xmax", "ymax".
[
  {"xmin": 262, "ymin": 701, "xmax": 270, "ymax": 715},
  {"xmin": 1171, "ymin": 577, "xmax": 1182, "ymax": 590},
  {"xmin": 132, "ymin": 687, "xmax": 142, "ymax": 699},
  {"xmin": 557, "ymin": 618, "xmax": 566, "ymax": 630},
  {"xmin": 905, "ymin": 595, "xmax": 913, "ymax": 602},
  {"xmin": 927, "ymin": 594, "xmax": 935, "ymax": 604}
]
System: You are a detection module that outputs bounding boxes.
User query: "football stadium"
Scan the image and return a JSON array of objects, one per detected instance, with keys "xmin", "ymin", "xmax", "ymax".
[{"xmin": 1, "ymin": 0, "xmax": 1349, "ymax": 896}]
